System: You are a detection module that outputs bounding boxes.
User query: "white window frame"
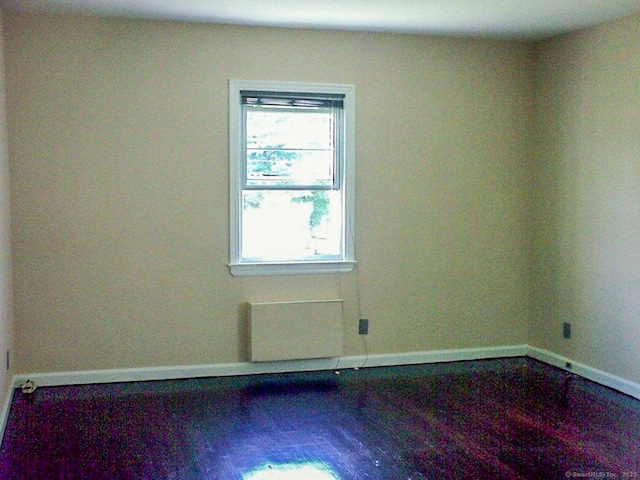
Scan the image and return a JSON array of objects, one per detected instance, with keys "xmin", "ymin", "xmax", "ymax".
[{"xmin": 229, "ymin": 80, "xmax": 356, "ymax": 276}]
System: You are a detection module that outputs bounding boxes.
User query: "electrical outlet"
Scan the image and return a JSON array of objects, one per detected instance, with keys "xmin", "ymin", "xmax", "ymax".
[
  {"xmin": 359, "ymin": 318, "xmax": 369, "ymax": 335},
  {"xmin": 563, "ymin": 322, "xmax": 571, "ymax": 339}
]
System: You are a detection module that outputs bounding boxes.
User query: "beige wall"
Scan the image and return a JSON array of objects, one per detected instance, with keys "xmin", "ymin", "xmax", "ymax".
[
  {"xmin": 2, "ymin": 6, "xmax": 639, "ymax": 389},
  {"xmin": 0, "ymin": 10, "xmax": 13, "ymax": 395},
  {"xmin": 3, "ymin": 12, "xmax": 532, "ymax": 374},
  {"xmin": 532, "ymin": 13, "xmax": 640, "ymax": 383}
]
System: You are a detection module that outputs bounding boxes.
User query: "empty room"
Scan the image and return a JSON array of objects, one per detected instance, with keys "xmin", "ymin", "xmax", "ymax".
[{"xmin": 0, "ymin": 1, "xmax": 639, "ymax": 478}]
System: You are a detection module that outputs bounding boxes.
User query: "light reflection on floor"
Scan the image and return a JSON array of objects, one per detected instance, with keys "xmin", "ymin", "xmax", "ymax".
[{"xmin": 243, "ymin": 461, "xmax": 340, "ymax": 480}]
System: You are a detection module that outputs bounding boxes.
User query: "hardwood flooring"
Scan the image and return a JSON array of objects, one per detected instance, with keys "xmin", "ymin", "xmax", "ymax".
[{"xmin": 1, "ymin": 358, "xmax": 639, "ymax": 479}]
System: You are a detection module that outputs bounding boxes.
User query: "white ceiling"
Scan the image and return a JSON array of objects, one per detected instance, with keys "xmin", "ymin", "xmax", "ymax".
[{"xmin": 2, "ymin": 0, "xmax": 640, "ymax": 40}]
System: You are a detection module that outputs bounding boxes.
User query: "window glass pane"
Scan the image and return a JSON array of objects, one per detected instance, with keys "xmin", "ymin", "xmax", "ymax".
[
  {"xmin": 245, "ymin": 109, "xmax": 334, "ymax": 187},
  {"xmin": 241, "ymin": 190, "xmax": 342, "ymax": 261},
  {"xmin": 246, "ymin": 110, "xmax": 333, "ymax": 150},
  {"xmin": 246, "ymin": 150, "xmax": 334, "ymax": 187}
]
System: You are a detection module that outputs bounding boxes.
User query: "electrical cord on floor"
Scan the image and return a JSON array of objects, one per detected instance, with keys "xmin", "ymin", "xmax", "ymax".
[
  {"xmin": 17, "ymin": 379, "xmax": 37, "ymax": 394},
  {"xmin": 356, "ymin": 334, "xmax": 368, "ymax": 370},
  {"xmin": 334, "ymin": 329, "xmax": 369, "ymax": 375},
  {"xmin": 334, "ymin": 355, "xmax": 341, "ymax": 374},
  {"xmin": 562, "ymin": 370, "xmax": 585, "ymax": 408}
]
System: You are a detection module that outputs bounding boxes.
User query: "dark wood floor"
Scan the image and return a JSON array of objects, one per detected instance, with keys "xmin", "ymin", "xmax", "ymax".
[{"xmin": 1, "ymin": 358, "xmax": 639, "ymax": 479}]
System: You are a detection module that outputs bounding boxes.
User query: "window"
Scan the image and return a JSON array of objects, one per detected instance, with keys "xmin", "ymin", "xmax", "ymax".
[{"xmin": 229, "ymin": 80, "xmax": 355, "ymax": 276}]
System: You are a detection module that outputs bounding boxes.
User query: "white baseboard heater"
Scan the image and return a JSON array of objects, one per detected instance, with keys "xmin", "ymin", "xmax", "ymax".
[{"xmin": 248, "ymin": 300, "xmax": 344, "ymax": 362}]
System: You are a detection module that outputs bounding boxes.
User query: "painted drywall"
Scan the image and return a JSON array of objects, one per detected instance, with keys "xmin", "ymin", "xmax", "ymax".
[
  {"xmin": 3, "ymin": 12, "xmax": 532, "ymax": 374},
  {"xmin": 0, "ymin": 10, "xmax": 13, "ymax": 396},
  {"xmin": 531, "ymin": 13, "xmax": 640, "ymax": 384}
]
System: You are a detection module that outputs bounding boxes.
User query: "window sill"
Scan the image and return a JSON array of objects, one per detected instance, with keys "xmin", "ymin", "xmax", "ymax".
[{"xmin": 229, "ymin": 260, "xmax": 356, "ymax": 276}]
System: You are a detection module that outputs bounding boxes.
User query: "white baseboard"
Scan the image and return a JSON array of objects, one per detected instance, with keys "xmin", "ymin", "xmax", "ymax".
[
  {"xmin": 0, "ymin": 344, "xmax": 526, "ymax": 443},
  {"xmin": 527, "ymin": 346, "xmax": 640, "ymax": 400},
  {"xmin": 340, "ymin": 344, "xmax": 529, "ymax": 369},
  {"xmin": 7, "ymin": 346, "xmax": 638, "ymax": 399},
  {"xmin": 0, "ymin": 384, "xmax": 14, "ymax": 448},
  {"xmin": 3, "ymin": 343, "xmax": 638, "ymax": 448},
  {"xmin": 11, "ymin": 344, "xmax": 529, "ymax": 389}
]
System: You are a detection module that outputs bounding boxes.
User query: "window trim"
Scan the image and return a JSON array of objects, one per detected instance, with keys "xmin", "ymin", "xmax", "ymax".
[{"xmin": 229, "ymin": 80, "xmax": 356, "ymax": 276}]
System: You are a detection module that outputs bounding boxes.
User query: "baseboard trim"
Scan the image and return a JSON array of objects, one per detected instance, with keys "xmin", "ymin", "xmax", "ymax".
[
  {"xmin": 0, "ymin": 384, "xmax": 14, "ymax": 448},
  {"xmin": 342, "ymin": 344, "xmax": 529, "ymax": 369},
  {"xmin": 527, "ymin": 346, "xmax": 640, "ymax": 400},
  {"xmin": 3, "ymin": 343, "xmax": 640, "ymax": 446},
  {"xmin": 7, "ymin": 345, "xmax": 639, "ymax": 400},
  {"xmin": 11, "ymin": 344, "xmax": 529, "ymax": 389}
]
